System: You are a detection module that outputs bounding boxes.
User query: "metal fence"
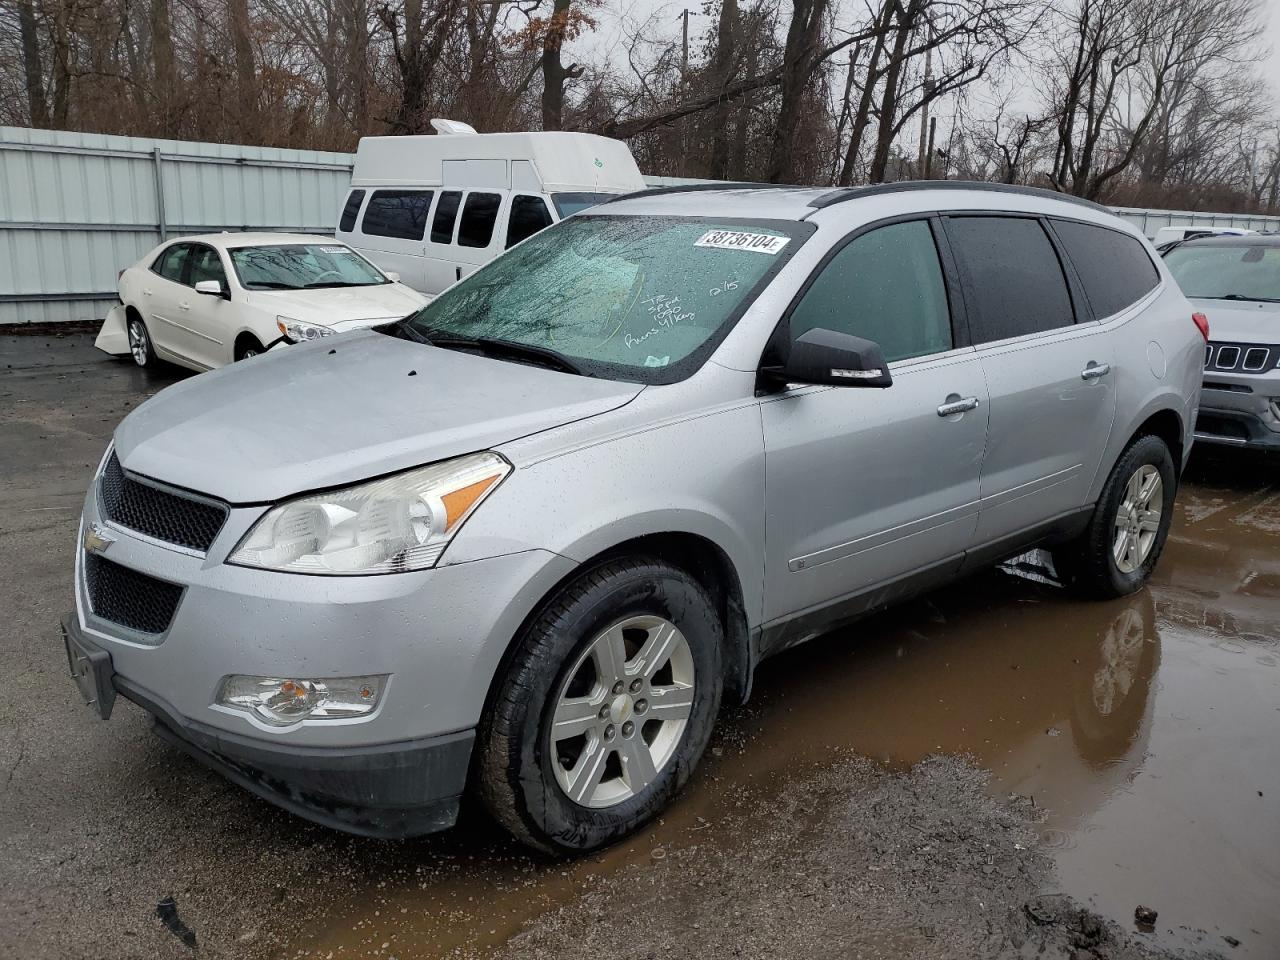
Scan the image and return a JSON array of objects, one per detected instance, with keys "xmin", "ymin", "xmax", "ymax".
[
  {"xmin": 0, "ymin": 127, "xmax": 355, "ymax": 324},
  {"xmin": 4, "ymin": 128, "xmax": 1280, "ymax": 325}
]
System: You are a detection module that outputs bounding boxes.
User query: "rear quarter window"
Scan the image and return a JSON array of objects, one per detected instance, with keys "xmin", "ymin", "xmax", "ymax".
[{"xmin": 1052, "ymin": 219, "xmax": 1160, "ymax": 319}]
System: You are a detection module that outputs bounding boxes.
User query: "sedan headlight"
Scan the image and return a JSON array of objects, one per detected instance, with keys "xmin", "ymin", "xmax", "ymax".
[
  {"xmin": 228, "ymin": 452, "xmax": 511, "ymax": 574},
  {"xmin": 277, "ymin": 316, "xmax": 334, "ymax": 342}
]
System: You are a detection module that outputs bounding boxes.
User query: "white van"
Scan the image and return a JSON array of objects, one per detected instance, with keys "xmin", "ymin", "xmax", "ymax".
[{"xmin": 335, "ymin": 121, "xmax": 647, "ymax": 296}]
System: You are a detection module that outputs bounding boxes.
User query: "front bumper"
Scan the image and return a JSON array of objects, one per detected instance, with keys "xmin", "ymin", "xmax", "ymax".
[
  {"xmin": 63, "ymin": 616, "xmax": 472, "ymax": 837},
  {"xmin": 1197, "ymin": 375, "xmax": 1280, "ymax": 451}
]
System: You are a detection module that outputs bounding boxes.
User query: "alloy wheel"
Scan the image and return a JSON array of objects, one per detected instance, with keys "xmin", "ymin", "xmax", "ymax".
[
  {"xmin": 128, "ymin": 320, "xmax": 148, "ymax": 366},
  {"xmin": 1113, "ymin": 464, "xmax": 1162, "ymax": 574},
  {"xmin": 549, "ymin": 615, "xmax": 695, "ymax": 809}
]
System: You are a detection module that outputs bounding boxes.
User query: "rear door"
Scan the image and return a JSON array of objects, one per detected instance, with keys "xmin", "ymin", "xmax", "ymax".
[
  {"xmin": 423, "ymin": 190, "xmax": 463, "ymax": 294},
  {"xmin": 353, "ymin": 189, "xmax": 433, "ymax": 289},
  {"xmin": 760, "ymin": 216, "xmax": 989, "ymax": 634},
  {"xmin": 942, "ymin": 215, "xmax": 1116, "ymax": 548},
  {"xmin": 144, "ymin": 242, "xmax": 194, "ymax": 361}
]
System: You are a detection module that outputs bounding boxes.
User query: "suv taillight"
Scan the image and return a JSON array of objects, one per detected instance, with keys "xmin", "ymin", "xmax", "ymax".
[{"xmin": 1192, "ymin": 312, "xmax": 1209, "ymax": 341}]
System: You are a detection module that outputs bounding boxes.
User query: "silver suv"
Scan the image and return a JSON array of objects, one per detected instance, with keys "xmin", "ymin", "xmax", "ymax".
[
  {"xmin": 1162, "ymin": 234, "xmax": 1280, "ymax": 451},
  {"xmin": 64, "ymin": 183, "xmax": 1203, "ymax": 853}
]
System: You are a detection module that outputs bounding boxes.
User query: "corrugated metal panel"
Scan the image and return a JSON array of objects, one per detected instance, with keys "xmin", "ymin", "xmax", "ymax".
[{"xmin": 0, "ymin": 126, "xmax": 354, "ymax": 324}]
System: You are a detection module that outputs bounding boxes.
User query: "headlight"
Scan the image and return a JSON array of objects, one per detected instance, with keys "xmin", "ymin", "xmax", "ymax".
[
  {"xmin": 227, "ymin": 452, "xmax": 511, "ymax": 574},
  {"xmin": 277, "ymin": 316, "xmax": 334, "ymax": 342},
  {"xmin": 217, "ymin": 674, "xmax": 386, "ymax": 726}
]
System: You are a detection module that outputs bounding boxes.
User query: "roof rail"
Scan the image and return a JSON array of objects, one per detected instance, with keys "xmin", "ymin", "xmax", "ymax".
[
  {"xmin": 601, "ymin": 182, "xmax": 797, "ymax": 204},
  {"xmin": 807, "ymin": 180, "xmax": 1109, "ymax": 212}
]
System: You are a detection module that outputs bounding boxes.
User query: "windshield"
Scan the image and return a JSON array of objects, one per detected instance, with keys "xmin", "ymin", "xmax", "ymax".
[
  {"xmin": 400, "ymin": 215, "xmax": 811, "ymax": 383},
  {"xmin": 551, "ymin": 192, "xmax": 617, "ymax": 218},
  {"xmin": 1164, "ymin": 243, "xmax": 1280, "ymax": 302},
  {"xmin": 229, "ymin": 243, "xmax": 388, "ymax": 290}
]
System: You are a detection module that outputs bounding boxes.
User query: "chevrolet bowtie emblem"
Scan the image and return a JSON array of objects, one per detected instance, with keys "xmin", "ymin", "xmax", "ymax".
[{"xmin": 83, "ymin": 522, "xmax": 116, "ymax": 555}]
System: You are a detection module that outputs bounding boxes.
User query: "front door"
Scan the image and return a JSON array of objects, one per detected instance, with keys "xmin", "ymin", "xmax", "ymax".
[
  {"xmin": 942, "ymin": 215, "xmax": 1117, "ymax": 545},
  {"xmin": 761, "ymin": 217, "xmax": 988, "ymax": 641},
  {"xmin": 183, "ymin": 243, "xmax": 232, "ymax": 367}
]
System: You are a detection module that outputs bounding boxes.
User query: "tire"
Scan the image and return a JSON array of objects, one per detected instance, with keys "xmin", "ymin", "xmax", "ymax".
[
  {"xmin": 126, "ymin": 314, "xmax": 156, "ymax": 368},
  {"xmin": 234, "ymin": 337, "xmax": 265, "ymax": 362},
  {"xmin": 477, "ymin": 556, "xmax": 723, "ymax": 854},
  {"xmin": 1054, "ymin": 434, "xmax": 1177, "ymax": 599}
]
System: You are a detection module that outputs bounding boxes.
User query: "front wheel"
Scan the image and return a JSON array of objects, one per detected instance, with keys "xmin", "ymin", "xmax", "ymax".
[
  {"xmin": 1054, "ymin": 434, "xmax": 1177, "ymax": 598},
  {"xmin": 234, "ymin": 337, "xmax": 265, "ymax": 362},
  {"xmin": 477, "ymin": 557, "xmax": 723, "ymax": 854}
]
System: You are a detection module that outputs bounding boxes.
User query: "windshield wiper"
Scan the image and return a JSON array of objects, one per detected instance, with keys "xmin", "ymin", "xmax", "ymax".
[
  {"xmin": 302, "ymin": 281, "xmax": 372, "ymax": 289},
  {"xmin": 414, "ymin": 328, "xmax": 583, "ymax": 375},
  {"xmin": 1201, "ymin": 293, "xmax": 1280, "ymax": 303},
  {"xmin": 246, "ymin": 281, "xmax": 302, "ymax": 290}
]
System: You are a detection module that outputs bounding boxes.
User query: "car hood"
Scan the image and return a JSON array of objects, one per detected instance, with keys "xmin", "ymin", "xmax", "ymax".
[
  {"xmin": 245, "ymin": 283, "xmax": 427, "ymax": 328},
  {"xmin": 1190, "ymin": 298, "xmax": 1280, "ymax": 343},
  {"xmin": 114, "ymin": 331, "xmax": 643, "ymax": 503}
]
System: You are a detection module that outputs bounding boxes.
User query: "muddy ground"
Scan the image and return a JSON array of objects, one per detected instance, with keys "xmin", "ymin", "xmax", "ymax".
[{"xmin": 1, "ymin": 333, "xmax": 1276, "ymax": 959}]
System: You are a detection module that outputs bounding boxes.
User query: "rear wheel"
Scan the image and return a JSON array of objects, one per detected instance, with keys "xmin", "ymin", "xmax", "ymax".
[
  {"xmin": 126, "ymin": 315, "xmax": 156, "ymax": 368},
  {"xmin": 1054, "ymin": 434, "xmax": 1176, "ymax": 598},
  {"xmin": 477, "ymin": 557, "xmax": 722, "ymax": 854}
]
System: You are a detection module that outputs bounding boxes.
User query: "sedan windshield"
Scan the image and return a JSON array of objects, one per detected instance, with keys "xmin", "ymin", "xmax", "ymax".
[
  {"xmin": 1164, "ymin": 243, "xmax": 1280, "ymax": 302},
  {"xmin": 229, "ymin": 243, "xmax": 388, "ymax": 291},
  {"xmin": 400, "ymin": 215, "xmax": 811, "ymax": 383}
]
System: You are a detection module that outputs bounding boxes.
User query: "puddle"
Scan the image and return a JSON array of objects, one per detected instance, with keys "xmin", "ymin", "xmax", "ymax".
[{"xmin": 291, "ymin": 452, "xmax": 1280, "ymax": 958}]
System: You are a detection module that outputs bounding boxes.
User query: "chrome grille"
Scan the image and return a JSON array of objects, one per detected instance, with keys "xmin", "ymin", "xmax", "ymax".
[
  {"xmin": 99, "ymin": 451, "xmax": 228, "ymax": 552},
  {"xmin": 83, "ymin": 553, "xmax": 183, "ymax": 635}
]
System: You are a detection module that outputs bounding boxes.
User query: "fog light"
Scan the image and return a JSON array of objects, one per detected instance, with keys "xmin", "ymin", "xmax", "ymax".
[{"xmin": 216, "ymin": 674, "xmax": 385, "ymax": 726}]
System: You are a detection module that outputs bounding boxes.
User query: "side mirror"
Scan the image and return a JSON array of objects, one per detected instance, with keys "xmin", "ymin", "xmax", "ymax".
[
  {"xmin": 764, "ymin": 327, "xmax": 893, "ymax": 388},
  {"xmin": 385, "ymin": 271, "xmax": 401, "ymax": 283},
  {"xmin": 194, "ymin": 279, "xmax": 226, "ymax": 298}
]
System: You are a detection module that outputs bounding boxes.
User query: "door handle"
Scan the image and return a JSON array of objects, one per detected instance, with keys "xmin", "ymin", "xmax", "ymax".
[
  {"xmin": 178, "ymin": 302, "xmax": 190, "ymax": 311},
  {"xmin": 1081, "ymin": 362, "xmax": 1110, "ymax": 381},
  {"xmin": 937, "ymin": 395, "xmax": 980, "ymax": 417},
  {"xmin": 142, "ymin": 289, "xmax": 152, "ymax": 296}
]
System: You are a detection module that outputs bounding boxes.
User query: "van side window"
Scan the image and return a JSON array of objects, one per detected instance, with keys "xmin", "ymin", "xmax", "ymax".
[
  {"xmin": 788, "ymin": 220, "xmax": 952, "ymax": 363},
  {"xmin": 1052, "ymin": 219, "xmax": 1160, "ymax": 319},
  {"xmin": 506, "ymin": 196, "xmax": 554, "ymax": 249},
  {"xmin": 947, "ymin": 216, "xmax": 1075, "ymax": 343},
  {"xmin": 361, "ymin": 190, "xmax": 433, "ymax": 241},
  {"xmin": 458, "ymin": 193, "xmax": 502, "ymax": 248},
  {"xmin": 431, "ymin": 192, "xmax": 462, "ymax": 244},
  {"xmin": 338, "ymin": 190, "xmax": 365, "ymax": 233}
]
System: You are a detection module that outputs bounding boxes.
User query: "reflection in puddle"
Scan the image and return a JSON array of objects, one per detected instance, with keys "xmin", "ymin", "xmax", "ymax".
[{"xmin": 295, "ymin": 452, "xmax": 1279, "ymax": 958}]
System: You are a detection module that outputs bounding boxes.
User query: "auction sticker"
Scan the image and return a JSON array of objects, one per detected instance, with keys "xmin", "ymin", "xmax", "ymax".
[{"xmin": 694, "ymin": 230, "xmax": 790, "ymax": 255}]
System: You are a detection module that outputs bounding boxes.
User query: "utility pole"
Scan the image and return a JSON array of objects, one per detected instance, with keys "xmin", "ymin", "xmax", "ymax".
[
  {"xmin": 916, "ymin": 24, "xmax": 933, "ymax": 179},
  {"xmin": 679, "ymin": 8, "xmax": 690, "ymax": 80},
  {"xmin": 925, "ymin": 116, "xmax": 936, "ymax": 179}
]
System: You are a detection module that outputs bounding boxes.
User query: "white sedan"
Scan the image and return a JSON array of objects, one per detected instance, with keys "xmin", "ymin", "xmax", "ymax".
[{"xmin": 96, "ymin": 233, "xmax": 429, "ymax": 371}]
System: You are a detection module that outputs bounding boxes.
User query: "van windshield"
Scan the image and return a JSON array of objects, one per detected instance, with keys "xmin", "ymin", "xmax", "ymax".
[
  {"xmin": 398, "ymin": 215, "xmax": 811, "ymax": 383},
  {"xmin": 1164, "ymin": 243, "xmax": 1280, "ymax": 302}
]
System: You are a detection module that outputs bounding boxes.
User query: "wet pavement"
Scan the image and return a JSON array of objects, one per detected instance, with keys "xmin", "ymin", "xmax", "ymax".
[{"xmin": 1, "ymin": 332, "xmax": 1277, "ymax": 959}]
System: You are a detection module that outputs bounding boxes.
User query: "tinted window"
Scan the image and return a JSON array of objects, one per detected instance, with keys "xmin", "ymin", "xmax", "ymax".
[
  {"xmin": 361, "ymin": 190, "xmax": 432, "ymax": 240},
  {"xmin": 948, "ymin": 217, "xmax": 1074, "ymax": 342},
  {"xmin": 188, "ymin": 245, "xmax": 227, "ymax": 287},
  {"xmin": 1053, "ymin": 220, "xmax": 1159, "ymax": 318},
  {"xmin": 506, "ymin": 195, "xmax": 554, "ymax": 249},
  {"xmin": 431, "ymin": 191, "xmax": 461, "ymax": 244},
  {"xmin": 338, "ymin": 190, "xmax": 365, "ymax": 233},
  {"xmin": 155, "ymin": 243, "xmax": 192, "ymax": 283},
  {"xmin": 789, "ymin": 220, "xmax": 952, "ymax": 363},
  {"xmin": 458, "ymin": 193, "xmax": 501, "ymax": 248}
]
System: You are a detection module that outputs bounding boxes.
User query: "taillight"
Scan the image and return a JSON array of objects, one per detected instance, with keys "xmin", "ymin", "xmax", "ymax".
[{"xmin": 1192, "ymin": 312, "xmax": 1209, "ymax": 341}]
